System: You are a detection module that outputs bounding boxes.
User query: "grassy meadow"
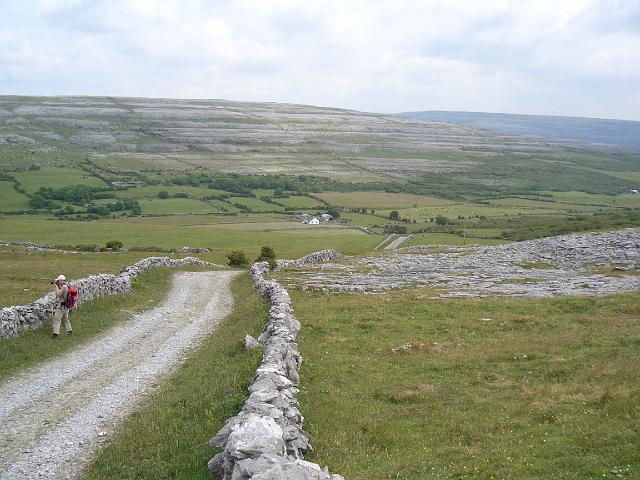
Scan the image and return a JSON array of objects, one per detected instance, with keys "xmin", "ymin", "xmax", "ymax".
[
  {"xmin": 0, "ymin": 214, "xmax": 379, "ymax": 266},
  {"xmin": 292, "ymin": 289, "xmax": 640, "ymax": 480},
  {"xmin": 0, "ymin": 180, "xmax": 29, "ymax": 210},
  {"xmin": 13, "ymin": 167, "xmax": 107, "ymax": 193}
]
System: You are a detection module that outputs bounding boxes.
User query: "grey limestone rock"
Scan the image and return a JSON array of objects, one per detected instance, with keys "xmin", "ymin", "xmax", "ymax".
[{"xmin": 209, "ymin": 252, "xmax": 342, "ymax": 479}]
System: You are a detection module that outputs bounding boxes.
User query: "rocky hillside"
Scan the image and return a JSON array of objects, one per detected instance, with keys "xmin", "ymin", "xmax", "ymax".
[{"xmin": 1, "ymin": 96, "xmax": 637, "ymax": 197}]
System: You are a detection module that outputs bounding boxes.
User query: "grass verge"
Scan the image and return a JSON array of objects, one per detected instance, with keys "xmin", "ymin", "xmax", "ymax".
[
  {"xmin": 292, "ymin": 289, "xmax": 640, "ymax": 480},
  {"xmin": 0, "ymin": 267, "xmax": 176, "ymax": 381},
  {"xmin": 83, "ymin": 273, "xmax": 267, "ymax": 480}
]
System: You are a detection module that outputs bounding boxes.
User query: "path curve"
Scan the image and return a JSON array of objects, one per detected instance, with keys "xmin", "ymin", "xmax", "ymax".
[{"xmin": 0, "ymin": 270, "xmax": 239, "ymax": 480}]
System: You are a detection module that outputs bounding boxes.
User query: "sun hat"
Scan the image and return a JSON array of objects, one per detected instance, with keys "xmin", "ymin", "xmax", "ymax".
[{"xmin": 55, "ymin": 274, "xmax": 66, "ymax": 282}]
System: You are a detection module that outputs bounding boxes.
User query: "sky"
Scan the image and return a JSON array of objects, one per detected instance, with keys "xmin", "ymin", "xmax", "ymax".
[{"xmin": 1, "ymin": 0, "xmax": 639, "ymax": 120}]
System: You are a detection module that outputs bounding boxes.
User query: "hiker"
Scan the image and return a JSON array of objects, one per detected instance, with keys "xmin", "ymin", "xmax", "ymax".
[{"xmin": 52, "ymin": 274, "xmax": 72, "ymax": 338}]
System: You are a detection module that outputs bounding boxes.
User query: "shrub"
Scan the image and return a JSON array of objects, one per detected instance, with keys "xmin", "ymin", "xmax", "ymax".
[
  {"xmin": 435, "ymin": 215, "xmax": 449, "ymax": 225},
  {"xmin": 227, "ymin": 250, "xmax": 248, "ymax": 268},
  {"xmin": 105, "ymin": 240, "xmax": 124, "ymax": 251},
  {"xmin": 75, "ymin": 244, "xmax": 100, "ymax": 252},
  {"xmin": 158, "ymin": 191, "xmax": 169, "ymax": 199},
  {"xmin": 256, "ymin": 246, "xmax": 277, "ymax": 269},
  {"xmin": 389, "ymin": 210, "xmax": 400, "ymax": 220}
]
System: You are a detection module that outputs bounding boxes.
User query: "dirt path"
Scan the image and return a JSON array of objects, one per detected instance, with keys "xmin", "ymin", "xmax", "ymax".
[
  {"xmin": 384, "ymin": 235, "xmax": 411, "ymax": 250},
  {"xmin": 0, "ymin": 270, "xmax": 239, "ymax": 480}
]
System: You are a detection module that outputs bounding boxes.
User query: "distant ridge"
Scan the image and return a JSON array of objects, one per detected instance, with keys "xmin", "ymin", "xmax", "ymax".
[{"xmin": 399, "ymin": 111, "xmax": 640, "ymax": 150}]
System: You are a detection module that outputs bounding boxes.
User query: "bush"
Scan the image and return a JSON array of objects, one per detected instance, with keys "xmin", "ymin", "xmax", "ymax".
[
  {"xmin": 389, "ymin": 210, "xmax": 400, "ymax": 220},
  {"xmin": 75, "ymin": 244, "xmax": 100, "ymax": 252},
  {"xmin": 227, "ymin": 250, "xmax": 249, "ymax": 268},
  {"xmin": 435, "ymin": 215, "xmax": 449, "ymax": 225},
  {"xmin": 327, "ymin": 207, "xmax": 341, "ymax": 219},
  {"xmin": 105, "ymin": 240, "xmax": 124, "ymax": 251},
  {"xmin": 256, "ymin": 246, "xmax": 277, "ymax": 269},
  {"xmin": 158, "ymin": 191, "xmax": 169, "ymax": 199}
]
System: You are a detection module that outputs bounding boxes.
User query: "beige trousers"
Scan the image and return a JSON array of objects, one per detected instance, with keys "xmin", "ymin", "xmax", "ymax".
[{"xmin": 52, "ymin": 308, "xmax": 72, "ymax": 335}]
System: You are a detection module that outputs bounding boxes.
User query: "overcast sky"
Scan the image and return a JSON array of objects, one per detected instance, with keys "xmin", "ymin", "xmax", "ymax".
[{"xmin": 1, "ymin": 0, "xmax": 639, "ymax": 120}]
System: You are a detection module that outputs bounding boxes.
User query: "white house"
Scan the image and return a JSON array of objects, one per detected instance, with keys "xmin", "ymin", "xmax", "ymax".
[
  {"xmin": 305, "ymin": 217, "xmax": 320, "ymax": 225},
  {"xmin": 320, "ymin": 213, "xmax": 333, "ymax": 222}
]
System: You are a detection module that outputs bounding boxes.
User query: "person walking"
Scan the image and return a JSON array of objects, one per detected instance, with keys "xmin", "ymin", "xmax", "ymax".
[{"xmin": 52, "ymin": 274, "xmax": 72, "ymax": 339}]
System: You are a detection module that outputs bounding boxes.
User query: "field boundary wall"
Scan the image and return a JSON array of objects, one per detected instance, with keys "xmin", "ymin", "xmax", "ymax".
[
  {"xmin": 0, "ymin": 256, "xmax": 212, "ymax": 338},
  {"xmin": 208, "ymin": 249, "xmax": 343, "ymax": 480}
]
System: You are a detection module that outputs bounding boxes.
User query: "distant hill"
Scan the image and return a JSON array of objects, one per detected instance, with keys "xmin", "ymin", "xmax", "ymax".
[
  {"xmin": 1, "ymin": 96, "xmax": 638, "ymax": 202},
  {"xmin": 399, "ymin": 111, "xmax": 640, "ymax": 150}
]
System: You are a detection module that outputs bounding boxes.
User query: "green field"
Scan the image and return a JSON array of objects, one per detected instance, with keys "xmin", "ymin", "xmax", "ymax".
[
  {"xmin": 273, "ymin": 195, "xmax": 325, "ymax": 209},
  {"xmin": 13, "ymin": 167, "xmax": 107, "ymax": 193},
  {"xmin": 544, "ymin": 191, "xmax": 640, "ymax": 208},
  {"xmin": 0, "ymin": 215, "xmax": 378, "ymax": 266},
  {"xmin": 0, "ymin": 248, "xmax": 184, "ymax": 306},
  {"xmin": 0, "ymin": 181, "xmax": 29, "ymax": 210},
  {"xmin": 228, "ymin": 196, "xmax": 285, "ymax": 212},
  {"xmin": 114, "ymin": 185, "xmax": 227, "ymax": 200},
  {"xmin": 314, "ymin": 191, "xmax": 457, "ymax": 209},
  {"xmin": 138, "ymin": 198, "xmax": 220, "ymax": 214},
  {"xmin": 292, "ymin": 289, "xmax": 640, "ymax": 479}
]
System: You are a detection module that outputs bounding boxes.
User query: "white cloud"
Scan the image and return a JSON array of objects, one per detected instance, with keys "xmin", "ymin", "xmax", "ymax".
[{"xmin": 0, "ymin": 0, "xmax": 639, "ymax": 120}]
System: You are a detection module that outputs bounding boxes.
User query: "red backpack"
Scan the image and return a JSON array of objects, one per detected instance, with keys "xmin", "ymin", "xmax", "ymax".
[{"xmin": 64, "ymin": 285, "xmax": 79, "ymax": 309}]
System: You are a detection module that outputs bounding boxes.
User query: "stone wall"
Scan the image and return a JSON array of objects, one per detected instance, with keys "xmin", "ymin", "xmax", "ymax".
[
  {"xmin": 0, "ymin": 256, "xmax": 212, "ymax": 339},
  {"xmin": 208, "ymin": 259, "xmax": 343, "ymax": 480},
  {"xmin": 275, "ymin": 249, "xmax": 341, "ymax": 270},
  {"xmin": 0, "ymin": 241, "xmax": 55, "ymax": 250}
]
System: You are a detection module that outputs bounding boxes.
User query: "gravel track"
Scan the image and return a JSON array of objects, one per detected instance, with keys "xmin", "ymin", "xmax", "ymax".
[
  {"xmin": 383, "ymin": 235, "xmax": 411, "ymax": 250},
  {"xmin": 0, "ymin": 270, "xmax": 239, "ymax": 480}
]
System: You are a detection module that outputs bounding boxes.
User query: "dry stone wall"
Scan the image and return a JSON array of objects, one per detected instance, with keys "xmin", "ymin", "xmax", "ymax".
[
  {"xmin": 0, "ymin": 256, "xmax": 212, "ymax": 339},
  {"xmin": 275, "ymin": 249, "xmax": 341, "ymax": 270},
  {"xmin": 0, "ymin": 241, "xmax": 55, "ymax": 250},
  {"xmin": 208, "ymin": 259, "xmax": 343, "ymax": 480}
]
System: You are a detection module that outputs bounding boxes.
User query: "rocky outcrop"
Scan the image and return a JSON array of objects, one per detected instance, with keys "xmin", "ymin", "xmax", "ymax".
[
  {"xmin": 208, "ymin": 259, "xmax": 343, "ymax": 480},
  {"xmin": 0, "ymin": 256, "xmax": 212, "ymax": 339},
  {"xmin": 182, "ymin": 246, "xmax": 211, "ymax": 254},
  {"xmin": 275, "ymin": 249, "xmax": 341, "ymax": 270},
  {"xmin": 283, "ymin": 229, "xmax": 640, "ymax": 298}
]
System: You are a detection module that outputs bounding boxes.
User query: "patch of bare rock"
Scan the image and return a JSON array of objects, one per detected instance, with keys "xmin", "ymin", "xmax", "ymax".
[{"xmin": 280, "ymin": 229, "xmax": 640, "ymax": 298}]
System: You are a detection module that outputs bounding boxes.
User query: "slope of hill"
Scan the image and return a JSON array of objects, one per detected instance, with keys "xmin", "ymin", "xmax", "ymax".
[
  {"xmin": 400, "ymin": 110, "xmax": 640, "ymax": 150},
  {"xmin": 1, "ymin": 96, "xmax": 639, "ymax": 247},
  {"xmin": 1, "ymin": 96, "xmax": 639, "ymax": 200}
]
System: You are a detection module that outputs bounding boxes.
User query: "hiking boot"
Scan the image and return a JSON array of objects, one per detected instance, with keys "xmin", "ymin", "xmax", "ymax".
[{"xmin": 51, "ymin": 333, "xmax": 58, "ymax": 339}]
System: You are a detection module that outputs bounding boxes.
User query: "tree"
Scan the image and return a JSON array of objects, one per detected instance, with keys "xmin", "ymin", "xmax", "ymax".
[
  {"xmin": 435, "ymin": 215, "xmax": 449, "ymax": 225},
  {"xmin": 256, "ymin": 246, "xmax": 277, "ymax": 269},
  {"xmin": 227, "ymin": 250, "xmax": 248, "ymax": 268},
  {"xmin": 158, "ymin": 191, "xmax": 169, "ymax": 199},
  {"xmin": 389, "ymin": 210, "xmax": 400, "ymax": 220},
  {"xmin": 327, "ymin": 207, "xmax": 340, "ymax": 219},
  {"xmin": 28, "ymin": 194, "xmax": 51, "ymax": 209}
]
